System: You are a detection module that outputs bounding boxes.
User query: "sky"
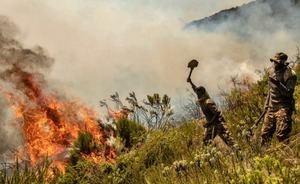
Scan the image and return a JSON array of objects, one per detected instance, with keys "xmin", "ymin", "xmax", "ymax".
[{"xmin": 0, "ymin": 0, "xmax": 292, "ymax": 113}]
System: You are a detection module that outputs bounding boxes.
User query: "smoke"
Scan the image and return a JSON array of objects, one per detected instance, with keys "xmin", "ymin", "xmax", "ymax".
[
  {"xmin": 0, "ymin": 16, "xmax": 52, "ymax": 158},
  {"xmin": 0, "ymin": 97, "xmax": 23, "ymax": 162},
  {"xmin": 0, "ymin": 0, "xmax": 298, "ymax": 111},
  {"xmin": 0, "ymin": 16, "xmax": 54, "ymax": 73},
  {"xmin": 0, "ymin": 0, "xmax": 298, "ymax": 161},
  {"xmin": 0, "ymin": 16, "xmax": 113, "ymax": 165}
]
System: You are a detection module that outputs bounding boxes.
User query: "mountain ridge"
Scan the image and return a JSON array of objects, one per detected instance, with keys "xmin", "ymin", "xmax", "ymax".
[{"xmin": 186, "ymin": 0, "xmax": 300, "ymax": 33}]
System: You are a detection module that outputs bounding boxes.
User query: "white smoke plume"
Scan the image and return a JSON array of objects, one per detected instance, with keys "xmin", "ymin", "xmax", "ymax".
[{"xmin": 0, "ymin": 0, "xmax": 298, "ymax": 111}]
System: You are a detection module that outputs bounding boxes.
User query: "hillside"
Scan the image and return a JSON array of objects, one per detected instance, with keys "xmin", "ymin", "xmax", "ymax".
[
  {"xmin": 186, "ymin": 0, "xmax": 300, "ymax": 34},
  {"xmin": 1, "ymin": 57, "xmax": 300, "ymax": 183},
  {"xmin": 1, "ymin": 2, "xmax": 300, "ymax": 182}
]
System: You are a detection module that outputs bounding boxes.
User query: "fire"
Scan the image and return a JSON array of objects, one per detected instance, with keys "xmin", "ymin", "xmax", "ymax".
[
  {"xmin": 1, "ymin": 65, "xmax": 115, "ymax": 171},
  {"xmin": 109, "ymin": 109, "xmax": 130, "ymax": 122}
]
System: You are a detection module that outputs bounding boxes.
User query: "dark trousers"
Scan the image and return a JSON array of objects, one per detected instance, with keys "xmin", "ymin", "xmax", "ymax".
[
  {"xmin": 203, "ymin": 121, "xmax": 236, "ymax": 149},
  {"xmin": 261, "ymin": 108, "xmax": 293, "ymax": 146}
]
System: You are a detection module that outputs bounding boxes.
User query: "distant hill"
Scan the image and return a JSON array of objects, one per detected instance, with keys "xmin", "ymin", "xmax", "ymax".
[{"xmin": 186, "ymin": 0, "xmax": 300, "ymax": 34}]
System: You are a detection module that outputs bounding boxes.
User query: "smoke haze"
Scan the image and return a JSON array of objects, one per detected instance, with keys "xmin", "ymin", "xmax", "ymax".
[
  {"xmin": 0, "ymin": 0, "xmax": 299, "ymax": 111},
  {"xmin": 0, "ymin": 16, "xmax": 112, "ymax": 163}
]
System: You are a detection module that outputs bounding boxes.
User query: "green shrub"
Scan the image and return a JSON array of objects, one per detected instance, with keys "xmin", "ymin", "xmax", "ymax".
[
  {"xmin": 116, "ymin": 118, "xmax": 146, "ymax": 149},
  {"xmin": 58, "ymin": 160, "xmax": 101, "ymax": 184},
  {"xmin": 69, "ymin": 131, "xmax": 98, "ymax": 165}
]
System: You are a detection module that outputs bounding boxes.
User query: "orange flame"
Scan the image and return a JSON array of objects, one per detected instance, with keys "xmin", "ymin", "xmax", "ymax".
[
  {"xmin": 109, "ymin": 110, "xmax": 129, "ymax": 122},
  {"xmin": 2, "ymin": 66, "xmax": 115, "ymax": 171}
]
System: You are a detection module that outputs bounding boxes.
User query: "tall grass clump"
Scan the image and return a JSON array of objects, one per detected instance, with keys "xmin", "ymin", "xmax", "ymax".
[{"xmin": 0, "ymin": 160, "xmax": 59, "ymax": 184}]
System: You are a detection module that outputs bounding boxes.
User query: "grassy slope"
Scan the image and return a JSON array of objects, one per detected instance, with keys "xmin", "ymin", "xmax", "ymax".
[
  {"xmin": 1, "ymin": 67, "xmax": 300, "ymax": 184},
  {"xmin": 65, "ymin": 66, "xmax": 300, "ymax": 184}
]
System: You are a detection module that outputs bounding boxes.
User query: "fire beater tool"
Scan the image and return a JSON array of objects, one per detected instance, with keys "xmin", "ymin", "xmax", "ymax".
[{"xmin": 187, "ymin": 59, "xmax": 199, "ymax": 79}]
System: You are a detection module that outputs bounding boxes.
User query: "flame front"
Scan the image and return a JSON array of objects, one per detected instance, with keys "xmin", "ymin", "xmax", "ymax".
[{"xmin": 2, "ymin": 65, "xmax": 114, "ymax": 171}]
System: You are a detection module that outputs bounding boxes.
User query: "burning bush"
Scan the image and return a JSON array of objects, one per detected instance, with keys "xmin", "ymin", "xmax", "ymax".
[{"xmin": 0, "ymin": 16, "xmax": 114, "ymax": 171}]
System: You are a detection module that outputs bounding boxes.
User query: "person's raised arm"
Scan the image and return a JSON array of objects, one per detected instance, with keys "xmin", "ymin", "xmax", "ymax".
[{"xmin": 187, "ymin": 77, "xmax": 197, "ymax": 92}]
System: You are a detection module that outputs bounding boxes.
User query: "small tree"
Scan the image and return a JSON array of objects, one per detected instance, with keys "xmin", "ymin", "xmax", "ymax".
[
  {"xmin": 142, "ymin": 93, "xmax": 174, "ymax": 129},
  {"xmin": 100, "ymin": 92, "xmax": 174, "ymax": 130},
  {"xmin": 125, "ymin": 92, "xmax": 147, "ymax": 123}
]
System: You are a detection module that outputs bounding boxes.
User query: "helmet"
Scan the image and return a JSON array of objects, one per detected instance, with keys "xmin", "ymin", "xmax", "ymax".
[{"xmin": 270, "ymin": 52, "xmax": 288, "ymax": 64}]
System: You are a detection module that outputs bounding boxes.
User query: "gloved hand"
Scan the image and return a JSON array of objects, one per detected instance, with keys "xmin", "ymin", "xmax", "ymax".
[
  {"xmin": 269, "ymin": 76, "xmax": 280, "ymax": 86},
  {"xmin": 203, "ymin": 122, "xmax": 210, "ymax": 128}
]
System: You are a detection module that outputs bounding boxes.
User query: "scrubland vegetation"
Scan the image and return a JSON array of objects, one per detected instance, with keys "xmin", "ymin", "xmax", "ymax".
[{"xmin": 1, "ymin": 62, "xmax": 300, "ymax": 184}]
